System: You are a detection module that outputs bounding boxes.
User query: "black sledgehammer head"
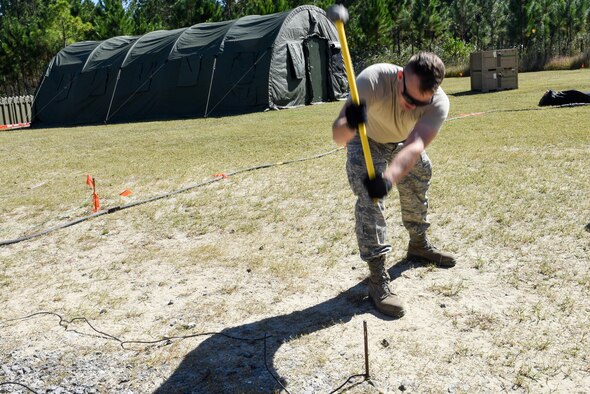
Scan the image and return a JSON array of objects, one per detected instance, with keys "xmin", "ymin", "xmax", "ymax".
[{"xmin": 327, "ymin": 4, "xmax": 349, "ymax": 24}]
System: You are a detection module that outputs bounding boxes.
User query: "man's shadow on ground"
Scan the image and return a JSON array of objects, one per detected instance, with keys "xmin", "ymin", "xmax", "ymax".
[{"xmin": 155, "ymin": 260, "xmax": 414, "ymax": 393}]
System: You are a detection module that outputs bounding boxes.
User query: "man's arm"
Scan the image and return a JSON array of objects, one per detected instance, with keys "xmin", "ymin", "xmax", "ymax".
[
  {"xmin": 332, "ymin": 103, "xmax": 356, "ymax": 146},
  {"xmin": 382, "ymin": 121, "xmax": 438, "ymax": 184}
]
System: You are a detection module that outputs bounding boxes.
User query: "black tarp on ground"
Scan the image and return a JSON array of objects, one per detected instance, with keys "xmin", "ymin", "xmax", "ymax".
[
  {"xmin": 538, "ymin": 89, "xmax": 590, "ymax": 106},
  {"xmin": 32, "ymin": 5, "xmax": 348, "ymax": 127}
]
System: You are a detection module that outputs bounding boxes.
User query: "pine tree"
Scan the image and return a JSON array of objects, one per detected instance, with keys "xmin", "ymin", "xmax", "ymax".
[
  {"xmin": 48, "ymin": 0, "xmax": 92, "ymax": 48},
  {"xmin": 478, "ymin": 0, "xmax": 508, "ymax": 50},
  {"xmin": 386, "ymin": 0, "xmax": 411, "ymax": 56},
  {"xmin": 94, "ymin": 0, "xmax": 133, "ymax": 39},
  {"xmin": 411, "ymin": 0, "xmax": 448, "ymax": 51},
  {"xmin": 357, "ymin": 0, "xmax": 392, "ymax": 52}
]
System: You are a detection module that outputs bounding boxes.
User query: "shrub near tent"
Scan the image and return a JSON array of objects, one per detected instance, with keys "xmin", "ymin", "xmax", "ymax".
[{"xmin": 31, "ymin": 5, "xmax": 348, "ymax": 127}]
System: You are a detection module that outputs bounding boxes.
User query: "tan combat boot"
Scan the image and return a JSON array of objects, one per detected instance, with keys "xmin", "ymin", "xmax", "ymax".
[
  {"xmin": 367, "ymin": 258, "xmax": 405, "ymax": 318},
  {"xmin": 407, "ymin": 233, "xmax": 456, "ymax": 268}
]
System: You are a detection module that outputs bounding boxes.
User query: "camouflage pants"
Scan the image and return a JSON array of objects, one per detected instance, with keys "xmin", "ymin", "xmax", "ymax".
[{"xmin": 346, "ymin": 134, "xmax": 432, "ymax": 262}]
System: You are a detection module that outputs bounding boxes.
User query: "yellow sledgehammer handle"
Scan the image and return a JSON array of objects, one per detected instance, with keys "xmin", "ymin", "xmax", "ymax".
[{"xmin": 334, "ymin": 20, "xmax": 375, "ymax": 180}]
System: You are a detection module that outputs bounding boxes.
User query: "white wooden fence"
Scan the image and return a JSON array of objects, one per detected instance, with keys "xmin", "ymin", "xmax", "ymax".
[{"xmin": 0, "ymin": 95, "xmax": 33, "ymax": 128}]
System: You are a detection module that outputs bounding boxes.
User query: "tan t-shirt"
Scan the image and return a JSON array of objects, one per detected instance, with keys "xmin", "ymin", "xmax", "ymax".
[{"xmin": 355, "ymin": 63, "xmax": 450, "ymax": 144}]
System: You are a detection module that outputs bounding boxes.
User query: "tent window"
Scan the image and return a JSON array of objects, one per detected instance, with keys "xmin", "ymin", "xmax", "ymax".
[
  {"xmin": 287, "ymin": 42, "xmax": 305, "ymax": 80},
  {"xmin": 137, "ymin": 62, "xmax": 158, "ymax": 92},
  {"xmin": 90, "ymin": 69, "xmax": 108, "ymax": 96},
  {"xmin": 177, "ymin": 55, "xmax": 201, "ymax": 87},
  {"xmin": 230, "ymin": 52, "xmax": 257, "ymax": 101},
  {"xmin": 231, "ymin": 53, "xmax": 256, "ymax": 84},
  {"xmin": 55, "ymin": 74, "xmax": 73, "ymax": 101}
]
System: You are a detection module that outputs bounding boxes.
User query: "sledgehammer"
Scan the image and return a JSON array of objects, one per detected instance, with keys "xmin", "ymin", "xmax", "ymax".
[{"xmin": 327, "ymin": 4, "xmax": 376, "ymax": 181}]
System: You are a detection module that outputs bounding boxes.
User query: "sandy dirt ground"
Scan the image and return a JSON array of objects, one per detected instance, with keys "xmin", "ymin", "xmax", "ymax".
[{"xmin": 1, "ymin": 152, "xmax": 589, "ymax": 393}]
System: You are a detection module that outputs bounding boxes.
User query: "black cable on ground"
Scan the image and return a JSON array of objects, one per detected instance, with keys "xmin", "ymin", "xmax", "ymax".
[
  {"xmin": 328, "ymin": 374, "xmax": 368, "ymax": 394},
  {"xmin": 1, "ymin": 311, "xmax": 371, "ymax": 393},
  {"xmin": 0, "ymin": 382, "xmax": 39, "ymax": 394},
  {"xmin": 263, "ymin": 333, "xmax": 292, "ymax": 394},
  {"xmin": 0, "ymin": 147, "xmax": 342, "ymax": 247},
  {"xmin": 0, "ymin": 312, "xmax": 270, "ymax": 349}
]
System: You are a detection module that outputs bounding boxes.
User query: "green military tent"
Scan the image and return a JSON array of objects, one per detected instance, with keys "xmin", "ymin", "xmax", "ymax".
[{"xmin": 31, "ymin": 5, "xmax": 348, "ymax": 127}]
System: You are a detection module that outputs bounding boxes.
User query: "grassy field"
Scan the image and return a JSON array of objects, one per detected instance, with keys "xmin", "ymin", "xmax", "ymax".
[
  {"xmin": 1, "ymin": 70, "xmax": 589, "ymax": 393},
  {"xmin": 0, "ymin": 70, "xmax": 588, "ymax": 239}
]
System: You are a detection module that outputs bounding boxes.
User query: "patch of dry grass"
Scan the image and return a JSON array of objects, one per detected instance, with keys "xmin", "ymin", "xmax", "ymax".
[{"xmin": 544, "ymin": 51, "xmax": 590, "ymax": 70}]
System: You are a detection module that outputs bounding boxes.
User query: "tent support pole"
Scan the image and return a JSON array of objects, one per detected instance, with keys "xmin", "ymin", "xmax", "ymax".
[
  {"xmin": 30, "ymin": 70, "xmax": 48, "ymax": 120},
  {"xmin": 32, "ymin": 71, "xmax": 47, "ymax": 107},
  {"xmin": 105, "ymin": 69, "xmax": 122, "ymax": 124},
  {"xmin": 204, "ymin": 57, "xmax": 217, "ymax": 118}
]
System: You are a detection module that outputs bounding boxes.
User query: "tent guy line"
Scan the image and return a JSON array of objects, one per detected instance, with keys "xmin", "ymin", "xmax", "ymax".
[
  {"xmin": 3, "ymin": 101, "xmax": 587, "ymax": 247},
  {"xmin": 0, "ymin": 147, "xmax": 342, "ymax": 247},
  {"xmin": 445, "ymin": 101, "xmax": 590, "ymax": 122},
  {"xmin": 204, "ymin": 49, "xmax": 270, "ymax": 118}
]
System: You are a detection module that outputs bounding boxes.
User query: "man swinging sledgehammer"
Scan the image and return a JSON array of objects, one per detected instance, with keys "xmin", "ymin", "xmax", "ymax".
[{"xmin": 329, "ymin": 5, "xmax": 456, "ymax": 319}]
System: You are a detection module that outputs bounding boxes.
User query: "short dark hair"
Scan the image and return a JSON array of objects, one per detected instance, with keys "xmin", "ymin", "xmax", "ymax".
[{"xmin": 404, "ymin": 52, "xmax": 445, "ymax": 93}]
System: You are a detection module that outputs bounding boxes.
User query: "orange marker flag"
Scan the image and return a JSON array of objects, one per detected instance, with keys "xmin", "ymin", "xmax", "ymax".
[
  {"xmin": 119, "ymin": 189, "xmax": 133, "ymax": 197},
  {"xmin": 92, "ymin": 191, "xmax": 100, "ymax": 212},
  {"xmin": 86, "ymin": 175, "xmax": 100, "ymax": 212}
]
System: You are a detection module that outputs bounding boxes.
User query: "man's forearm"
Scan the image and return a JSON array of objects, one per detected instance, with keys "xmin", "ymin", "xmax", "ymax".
[
  {"xmin": 383, "ymin": 145, "xmax": 423, "ymax": 184},
  {"xmin": 332, "ymin": 117, "xmax": 356, "ymax": 146}
]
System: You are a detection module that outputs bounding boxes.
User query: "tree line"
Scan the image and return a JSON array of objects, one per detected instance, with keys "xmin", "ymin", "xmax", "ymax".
[{"xmin": 1, "ymin": 0, "xmax": 589, "ymax": 96}]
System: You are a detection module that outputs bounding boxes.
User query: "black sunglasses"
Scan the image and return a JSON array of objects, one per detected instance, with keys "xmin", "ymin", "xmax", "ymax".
[{"xmin": 402, "ymin": 73, "xmax": 433, "ymax": 107}]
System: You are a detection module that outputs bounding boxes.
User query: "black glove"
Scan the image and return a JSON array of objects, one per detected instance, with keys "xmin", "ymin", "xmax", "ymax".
[
  {"xmin": 345, "ymin": 101, "xmax": 367, "ymax": 129},
  {"xmin": 363, "ymin": 173, "xmax": 392, "ymax": 199}
]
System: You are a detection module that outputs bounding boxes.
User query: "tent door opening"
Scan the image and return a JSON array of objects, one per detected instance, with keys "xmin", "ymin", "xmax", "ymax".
[{"xmin": 304, "ymin": 37, "xmax": 329, "ymax": 104}]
